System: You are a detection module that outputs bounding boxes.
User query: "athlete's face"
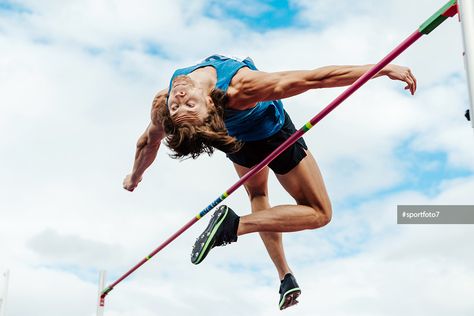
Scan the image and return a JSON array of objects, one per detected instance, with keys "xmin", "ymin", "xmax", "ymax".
[{"xmin": 168, "ymin": 75, "xmax": 210, "ymax": 124}]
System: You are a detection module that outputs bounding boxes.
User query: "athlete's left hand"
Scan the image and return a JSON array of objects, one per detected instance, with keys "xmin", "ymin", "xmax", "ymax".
[
  {"xmin": 123, "ymin": 173, "xmax": 142, "ymax": 192},
  {"xmin": 384, "ymin": 65, "xmax": 417, "ymax": 95}
]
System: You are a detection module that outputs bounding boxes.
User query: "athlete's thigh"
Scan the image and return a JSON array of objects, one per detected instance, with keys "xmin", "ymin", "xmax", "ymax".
[
  {"xmin": 233, "ymin": 163, "xmax": 269, "ymax": 197},
  {"xmin": 275, "ymin": 150, "xmax": 331, "ymax": 211}
]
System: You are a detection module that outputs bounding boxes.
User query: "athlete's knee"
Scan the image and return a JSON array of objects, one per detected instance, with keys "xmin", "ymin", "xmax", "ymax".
[
  {"xmin": 247, "ymin": 189, "xmax": 268, "ymax": 202},
  {"xmin": 244, "ymin": 185, "xmax": 272, "ymax": 213},
  {"xmin": 302, "ymin": 199, "xmax": 332, "ymax": 228},
  {"xmin": 243, "ymin": 184, "xmax": 268, "ymax": 200},
  {"xmin": 318, "ymin": 201, "xmax": 332, "ymax": 227}
]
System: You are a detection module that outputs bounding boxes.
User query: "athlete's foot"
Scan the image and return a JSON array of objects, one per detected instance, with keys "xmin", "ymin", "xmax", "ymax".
[
  {"xmin": 279, "ymin": 273, "xmax": 301, "ymax": 310},
  {"xmin": 191, "ymin": 205, "xmax": 240, "ymax": 265}
]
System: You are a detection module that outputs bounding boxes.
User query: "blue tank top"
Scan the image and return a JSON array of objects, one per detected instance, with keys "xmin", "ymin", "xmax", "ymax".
[{"xmin": 168, "ymin": 55, "xmax": 285, "ymax": 142}]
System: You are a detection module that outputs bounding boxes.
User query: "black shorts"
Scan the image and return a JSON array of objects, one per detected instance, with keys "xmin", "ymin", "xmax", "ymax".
[{"xmin": 226, "ymin": 111, "xmax": 308, "ymax": 175}]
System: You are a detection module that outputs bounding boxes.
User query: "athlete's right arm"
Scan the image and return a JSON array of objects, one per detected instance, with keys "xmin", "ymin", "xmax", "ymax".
[{"xmin": 123, "ymin": 89, "xmax": 167, "ymax": 192}]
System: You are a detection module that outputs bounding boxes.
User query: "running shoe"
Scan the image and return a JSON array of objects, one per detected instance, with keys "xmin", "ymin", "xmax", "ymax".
[
  {"xmin": 191, "ymin": 205, "xmax": 240, "ymax": 265},
  {"xmin": 279, "ymin": 273, "xmax": 301, "ymax": 310}
]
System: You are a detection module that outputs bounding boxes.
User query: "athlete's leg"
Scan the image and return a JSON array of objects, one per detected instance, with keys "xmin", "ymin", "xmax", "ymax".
[
  {"xmin": 233, "ymin": 163, "xmax": 291, "ymax": 280},
  {"xmin": 237, "ymin": 150, "xmax": 332, "ymax": 235}
]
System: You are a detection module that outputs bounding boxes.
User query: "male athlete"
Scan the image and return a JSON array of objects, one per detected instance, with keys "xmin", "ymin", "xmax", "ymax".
[{"xmin": 123, "ymin": 55, "xmax": 416, "ymax": 309}]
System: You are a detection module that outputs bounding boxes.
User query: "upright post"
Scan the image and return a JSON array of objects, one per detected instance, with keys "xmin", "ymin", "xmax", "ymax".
[
  {"xmin": 458, "ymin": 0, "xmax": 474, "ymax": 128},
  {"xmin": 97, "ymin": 271, "xmax": 106, "ymax": 316},
  {"xmin": 0, "ymin": 270, "xmax": 10, "ymax": 316}
]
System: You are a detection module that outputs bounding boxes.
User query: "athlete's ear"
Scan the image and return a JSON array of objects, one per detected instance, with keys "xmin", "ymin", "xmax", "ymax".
[{"xmin": 206, "ymin": 95, "xmax": 215, "ymax": 109}]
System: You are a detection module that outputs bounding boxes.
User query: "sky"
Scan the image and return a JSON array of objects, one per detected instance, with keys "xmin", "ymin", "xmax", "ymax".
[{"xmin": 1, "ymin": 0, "xmax": 474, "ymax": 315}]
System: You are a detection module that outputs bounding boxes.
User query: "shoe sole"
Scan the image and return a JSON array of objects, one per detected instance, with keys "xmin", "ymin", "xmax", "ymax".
[
  {"xmin": 279, "ymin": 288, "xmax": 301, "ymax": 310},
  {"xmin": 191, "ymin": 206, "xmax": 229, "ymax": 265}
]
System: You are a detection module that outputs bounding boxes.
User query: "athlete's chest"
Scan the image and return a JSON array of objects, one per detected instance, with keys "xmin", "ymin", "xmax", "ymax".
[{"xmin": 187, "ymin": 66, "xmax": 217, "ymax": 88}]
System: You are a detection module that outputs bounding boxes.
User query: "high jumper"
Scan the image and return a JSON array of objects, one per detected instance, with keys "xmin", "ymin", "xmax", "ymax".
[
  {"xmin": 93, "ymin": 0, "xmax": 463, "ymax": 312},
  {"xmin": 123, "ymin": 55, "xmax": 416, "ymax": 309}
]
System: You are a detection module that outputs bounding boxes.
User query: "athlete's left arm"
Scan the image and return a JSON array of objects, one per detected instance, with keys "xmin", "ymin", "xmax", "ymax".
[{"xmin": 229, "ymin": 64, "xmax": 416, "ymax": 108}]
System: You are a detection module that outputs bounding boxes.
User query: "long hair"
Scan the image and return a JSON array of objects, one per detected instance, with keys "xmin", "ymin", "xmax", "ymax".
[{"xmin": 157, "ymin": 88, "xmax": 242, "ymax": 159}]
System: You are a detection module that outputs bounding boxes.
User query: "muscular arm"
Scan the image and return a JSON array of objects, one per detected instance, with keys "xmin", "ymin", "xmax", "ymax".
[
  {"xmin": 123, "ymin": 89, "xmax": 167, "ymax": 191},
  {"xmin": 229, "ymin": 64, "xmax": 416, "ymax": 109}
]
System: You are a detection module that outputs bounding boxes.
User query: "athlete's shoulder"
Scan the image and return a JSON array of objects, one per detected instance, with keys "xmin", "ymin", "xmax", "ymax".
[
  {"xmin": 227, "ymin": 67, "xmax": 268, "ymax": 110},
  {"xmin": 151, "ymin": 88, "xmax": 168, "ymax": 124}
]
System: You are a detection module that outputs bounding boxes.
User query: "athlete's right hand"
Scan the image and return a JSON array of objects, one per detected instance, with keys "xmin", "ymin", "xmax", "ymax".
[{"xmin": 123, "ymin": 174, "xmax": 142, "ymax": 192}]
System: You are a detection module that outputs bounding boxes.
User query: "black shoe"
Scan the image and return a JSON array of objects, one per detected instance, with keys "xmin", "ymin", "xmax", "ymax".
[
  {"xmin": 279, "ymin": 273, "xmax": 301, "ymax": 310},
  {"xmin": 191, "ymin": 205, "xmax": 240, "ymax": 265}
]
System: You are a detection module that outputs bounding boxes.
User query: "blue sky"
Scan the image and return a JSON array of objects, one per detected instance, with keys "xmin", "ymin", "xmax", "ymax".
[
  {"xmin": 0, "ymin": 1, "xmax": 30, "ymax": 13},
  {"xmin": 205, "ymin": 0, "xmax": 303, "ymax": 31}
]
